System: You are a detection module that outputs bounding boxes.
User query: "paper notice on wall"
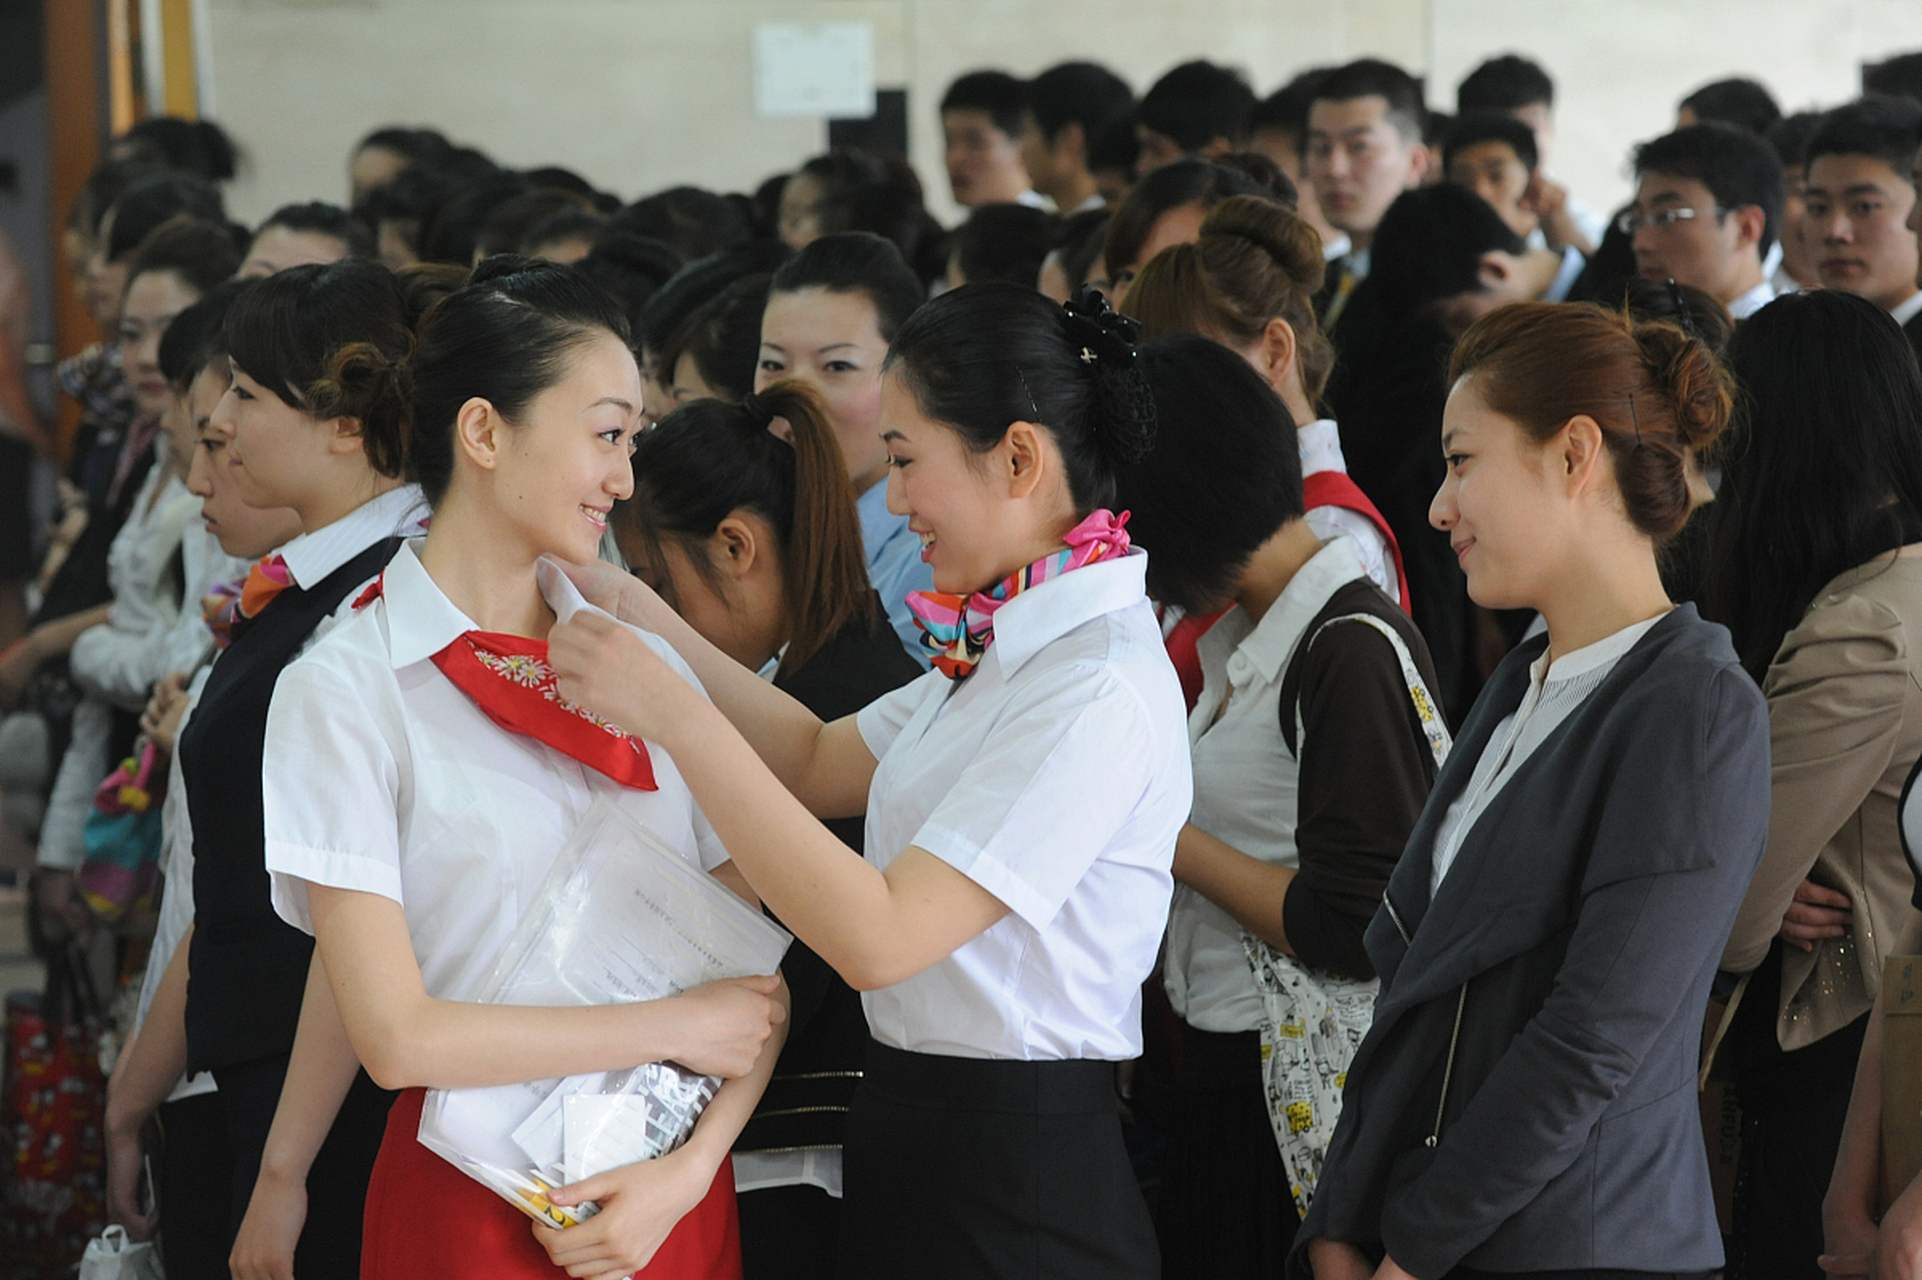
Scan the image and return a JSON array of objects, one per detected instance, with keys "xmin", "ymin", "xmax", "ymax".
[{"xmin": 752, "ymin": 21, "xmax": 876, "ymax": 118}]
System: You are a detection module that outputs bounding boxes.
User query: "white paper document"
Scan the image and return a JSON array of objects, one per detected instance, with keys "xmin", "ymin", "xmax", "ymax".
[{"xmin": 418, "ymin": 798, "xmax": 791, "ymax": 1226}]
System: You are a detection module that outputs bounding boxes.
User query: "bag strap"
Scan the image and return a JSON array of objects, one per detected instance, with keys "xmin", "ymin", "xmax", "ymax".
[{"xmin": 1286, "ymin": 611, "xmax": 1451, "ymax": 768}]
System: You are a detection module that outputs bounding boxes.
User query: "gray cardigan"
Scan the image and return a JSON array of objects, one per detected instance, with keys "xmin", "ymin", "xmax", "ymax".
[{"xmin": 1290, "ymin": 605, "xmax": 1771, "ymax": 1278}]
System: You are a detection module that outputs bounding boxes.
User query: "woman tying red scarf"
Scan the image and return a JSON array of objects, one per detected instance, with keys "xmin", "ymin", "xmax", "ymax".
[
  {"xmin": 547, "ymin": 284, "xmax": 1192, "ymax": 1279},
  {"xmin": 252, "ymin": 257, "xmax": 786, "ymax": 1280}
]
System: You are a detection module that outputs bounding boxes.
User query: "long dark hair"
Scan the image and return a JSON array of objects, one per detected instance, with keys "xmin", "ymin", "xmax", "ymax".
[
  {"xmin": 1704, "ymin": 290, "xmax": 1922, "ymax": 678},
  {"xmin": 618, "ymin": 379, "xmax": 874, "ymax": 677}
]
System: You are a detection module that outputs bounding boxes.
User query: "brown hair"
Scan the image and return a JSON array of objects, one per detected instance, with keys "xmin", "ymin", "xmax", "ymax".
[
  {"xmin": 1448, "ymin": 301, "xmax": 1732, "ymax": 543},
  {"xmin": 619, "ymin": 377, "xmax": 876, "ymax": 676},
  {"xmin": 1124, "ymin": 195, "xmax": 1334, "ymax": 403}
]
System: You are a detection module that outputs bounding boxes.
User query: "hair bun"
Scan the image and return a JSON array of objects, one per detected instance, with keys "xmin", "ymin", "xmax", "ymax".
[
  {"xmin": 1061, "ymin": 284, "xmax": 1141, "ymax": 368},
  {"xmin": 1632, "ymin": 319, "xmax": 1732, "ymax": 453},
  {"xmin": 1198, "ymin": 195, "xmax": 1326, "ymax": 295}
]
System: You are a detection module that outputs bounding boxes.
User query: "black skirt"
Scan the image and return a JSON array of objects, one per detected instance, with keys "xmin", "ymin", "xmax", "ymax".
[
  {"xmin": 839, "ymin": 1039, "xmax": 1157, "ymax": 1280},
  {"xmin": 1157, "ymin": 1024, "xmax": 1296, "ymax": 1279}
]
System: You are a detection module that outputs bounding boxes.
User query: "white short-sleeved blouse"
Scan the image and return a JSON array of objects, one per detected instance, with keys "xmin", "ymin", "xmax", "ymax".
[
  {"xmin": 261, "ymin": 543, "xmax": 728, "ymax": 1003},
  {"xmin": 854, "ymin": 551, "xmax": 1191, "ymax": 1062}
]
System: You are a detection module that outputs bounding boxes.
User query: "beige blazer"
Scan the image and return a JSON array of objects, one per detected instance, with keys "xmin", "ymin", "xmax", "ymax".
[{"xmin": 1722, "ymin": 551, "xmax": 1922, "ymax": 1050}]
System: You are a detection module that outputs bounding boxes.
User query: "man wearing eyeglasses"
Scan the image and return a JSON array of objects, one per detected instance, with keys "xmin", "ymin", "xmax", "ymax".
[{"xmin": 1625, "ymin": 122, "xmax": 1785, "ymax": 318}]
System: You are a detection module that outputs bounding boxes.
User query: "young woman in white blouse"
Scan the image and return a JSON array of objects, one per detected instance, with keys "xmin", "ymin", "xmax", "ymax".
[
  {"xmin": 1295, "ymin": 302, "xmax": 1773, "ymax": 1280},
  {"xmin": 550, "ymin": 283, "xmax": 1190, "ymax": 1279},
  {"xmin": 255, "ymin": 258, "xmax": 785, "ymax": 1280}
]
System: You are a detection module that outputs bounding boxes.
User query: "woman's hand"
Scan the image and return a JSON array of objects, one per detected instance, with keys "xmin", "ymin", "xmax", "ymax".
[
  {"xmin": 1781, "ymin": 878, "xmax": 1852, "ymax": 952},
  {"xmin": 102, "ymin": 1119, "xmax": 153, "ymax": 1241},
  {"xmin": 548, "ymin": 611, "xmax": 701, "ymax": 747},
  {"xmin": 1306, "ymin": 1237, "xmax": 1375, "ymax": 1280},
  {"xmin": 140, "ymin": 671, "xmax": 190, "ymax": 754},
  {"xmin": 668, "ymin": 975, "xmax": 785, "ymax": 1079},
  {"xmin": 229, "ymin": 1167, "xmax": 307, "ymax": 1280},
  {"xmin": 0, "ymin": 632, "xmax": 40, "ymax": 709},
  {"xmin": 557, "ymin": 558, "xmax": 659, "ymax": 630},
  {"xmin": 537, "ymin": 1147, "xmax": 713, "ymax": 1280},
  {"xmin": 1870, "ymin": 1171, "xmax": 1922, "ymax": 1279}
]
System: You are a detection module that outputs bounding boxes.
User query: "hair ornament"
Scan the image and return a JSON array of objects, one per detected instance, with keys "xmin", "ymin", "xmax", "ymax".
[
  {"xmin": 740, "ymin": 390, "xmax": 775, "ymax": 429},
  {"xmin": 1061, "ymin": 284, "xmax": 1141, "ymax": 370}
]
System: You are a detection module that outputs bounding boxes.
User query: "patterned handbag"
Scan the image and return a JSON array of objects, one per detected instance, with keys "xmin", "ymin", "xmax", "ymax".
[{"xmin": 1244, "ymin": 610, "xmax": 1450, "ymax": 1218}]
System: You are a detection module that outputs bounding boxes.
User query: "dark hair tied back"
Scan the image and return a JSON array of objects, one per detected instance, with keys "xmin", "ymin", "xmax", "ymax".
[
  {"xmin": 740, "ymin": 390, "xmax": 775, "ymax": 429},
  {"xmin": 1060, "ymin": 285, "xmax": 1155, "ymax": 470},
  {"xmin": 1061, "ymin": 285, "xmax": 1139, "ymax": 369}
]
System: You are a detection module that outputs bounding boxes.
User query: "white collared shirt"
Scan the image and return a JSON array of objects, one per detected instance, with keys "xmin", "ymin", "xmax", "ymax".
[
  {"xmin": 855, "ymin": 551, "xmax": 1191, "ymax": 1060},
  {"xmin": 261, "ymin": 541, "xmax": 728, "ymax": 1003},
  {"xmin": 277, "ymin": 483, "xmax": 429, "ymax": 590},
  {"xmin": 1892, "ymin": 290, "xmax": 1922, "ymax": 330},
  {"xmin": 1298, "ymin": 419, "xmax": 1397, "ymax": 602},
  {"xmin": 1726, "ymin": 278, "xmax": 1776, "ymax": 320},
  {"xmin": 1165, "ymin": 538, "xmax": 1368, "ymax": 1031},
  {"xmin": 1429, "ymin": 613, "xmax": 1666, "ymax": 895}
]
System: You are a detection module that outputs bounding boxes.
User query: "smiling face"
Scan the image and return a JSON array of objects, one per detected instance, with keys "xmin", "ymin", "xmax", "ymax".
[
  {"xmin": 474, "ymin": 331, "xmax": 644, "ymax": 566},
  {"xmin": 1429, "ymin": 375, "xmax": 1568, "ymax": 610},
  {"xmin": 757, "ymin": 286, "xmax": 891, "ymax": 492},
  {"xmin": 118, "ymin": 269, "xmax": 200, "ymax": 419},
  {"xmin": 878, "ymin": 371, "xmax": 1007, "ymax": 593},
  {"xmin": 1805, "ymin": 152, "xmax": 1921, "ymax": 310},
  {"xmin": 186, "ymin": 364, "xmax": 303, "ymax": 559}
]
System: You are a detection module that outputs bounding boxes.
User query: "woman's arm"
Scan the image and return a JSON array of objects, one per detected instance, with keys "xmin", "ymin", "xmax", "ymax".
[
  {"xmin": 1822, "ymin": 999, "xmax": 1885, "ymax": 1276},
  {"xmin": 103, "ymin": 930, "xmax": 194, "ymax": 1239},
  {"xmin": 307, "ymin": 884, "xmax": 785, "ymax": 1091},
  {"xmin": 0, "ymin": 603, "xmax": 112, "ymax": 707},
  {"xmin": 557, "ymin": 558, "xmax": 877, "ymax": 818},
  {"xmin": 229, "ymin": 955, "xmax": 363, "ymax": 1280},
  {"xmin": 540, "ymin": 977, "xmax": 790, "ymax": 1278},
  {"xmin": 1722, "ymin": 605, "xmax": 1906, "ymax": 973},
  {"xmin": 1172, "ymin": 824, "xmax": 1299, "ymax": 953},
  {"xmin": 550, "ymin": 610, "xmax": 1015, "ymax": 991}
]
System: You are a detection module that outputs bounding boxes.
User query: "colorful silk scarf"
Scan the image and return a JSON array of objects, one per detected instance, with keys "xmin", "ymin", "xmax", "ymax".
[
  {"xmin": 204, "ymin": 554, "xmax": 294, "ymax": 650},
  {"xmin": 905, "ymin": 509, "xmax": 1131, "ymax": 679}
]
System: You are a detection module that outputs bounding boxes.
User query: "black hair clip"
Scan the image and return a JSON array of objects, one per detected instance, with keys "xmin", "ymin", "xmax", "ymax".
[
  {"xmin": 740, "ymin": 391, "xmax": 775, "ymax": 428},
  {"xmin": 1061, "ymin": 284, "xmax": 1140, "ymax": 369},
  {"xmin": 1664, "ymin": 278, "xmax": 1698, "ymax": 339}
]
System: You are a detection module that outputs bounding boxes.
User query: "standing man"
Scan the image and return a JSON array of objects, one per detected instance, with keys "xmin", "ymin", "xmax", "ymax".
[
  {"xmin": 1019, "ymin": 62, "xmax": 1135, "ymax": 214},
  {"xmin": 1802, "ymin": 98, "xmax": 1922, "ymax": 353},
  {"xmin": 1625, "ymin": 122, "xmax": 1783, "ymax": 318},
  {"xmin": 941, "ymin": 70, "xmax": 1038, "ymax": 208},
  {"xmin": 1307, "ymin": 59, "xmax": 1430, "ymax": 327}
]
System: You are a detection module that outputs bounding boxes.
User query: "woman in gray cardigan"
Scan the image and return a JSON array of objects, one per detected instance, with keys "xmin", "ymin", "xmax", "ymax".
[{"xmin": 1295, "ymin": 301, "xmax": 1772, "ymax": 1280}]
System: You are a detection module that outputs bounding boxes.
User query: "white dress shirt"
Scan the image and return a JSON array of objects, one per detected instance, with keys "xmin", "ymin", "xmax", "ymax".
[
  {"xmin": 1891, "ymin": 289, "xmax": 1922, "ymax": 330},
  {"xmin": 1726, "ymin": 279, "xmax": 1776, "ymax": 320},
  {"xmin": 1429, "ymin": 614, "xmax": 1666, "ymax": 895},
  {"xmin": 1298, "ymin": 419, "xmax": 1397, "ymax": 603},
  {"xmin": 1164, "ymin": 538, "xmax": 1367, "ymax": 1032},
  {"xmin": 262, "ymin": 542, "xmax": 727, "ymax": 1004},
  {"xmin": 278, "ymin": 483, "xmax": 429, "ymax": 590},
  {"xmin": 855, "ymin": 551, "xmax": 1191, "ymax": 1061}
]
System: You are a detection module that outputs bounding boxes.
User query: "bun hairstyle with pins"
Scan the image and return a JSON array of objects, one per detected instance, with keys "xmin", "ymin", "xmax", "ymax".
[
  {"xmin": 1448, "ymin": 300, "xmax": 1732, "ymax": 544},
  {"xmin": 883, "ymin": 283, "xmax": 1155, "ymax": 514},
  {"xmin": 619, "ymin": 378, "xmax": 874, "ymax": 677},
  {"xmin": 223, "ymin": 258, "xmax": 428, "ymax": 479},
  {"xmin": 406, "ymin": 254, "xmax": 635, "ymax": 505},
  {"xmin": 1125, "ymin": 194, "xmax": 1333, "ymax": 403}
]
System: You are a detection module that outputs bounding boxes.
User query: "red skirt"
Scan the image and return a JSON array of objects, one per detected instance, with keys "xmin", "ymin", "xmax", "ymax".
[{"xmin": 362, "ymin": 1087, "xmax": 742, "ymax": 1280}]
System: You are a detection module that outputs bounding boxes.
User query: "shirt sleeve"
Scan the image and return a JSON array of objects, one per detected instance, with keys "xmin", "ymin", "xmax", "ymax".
[
  {"xmin": 1721, "ymin": 591, "xmax": 1908, "ymax": 974},
  {"xmin": 1286, "ymin": 616, "xmax": 1438, "ymax": 979},
  {"xmin": 906, "ymin": 666, "xmax": 1164, "ymax": 929},
  {"xmin": 260, "ymin": 649, "xmax": 406, "ymax": 934},
  {"xmin": 856, "ymin": 671, "xmax": 936, "ymax": 762}
]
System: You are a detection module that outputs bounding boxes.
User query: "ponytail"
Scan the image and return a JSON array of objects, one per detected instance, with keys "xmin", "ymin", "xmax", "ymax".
[{"xmin": 623, "ymin": 379, "xmax": 877, "ymax": 677}]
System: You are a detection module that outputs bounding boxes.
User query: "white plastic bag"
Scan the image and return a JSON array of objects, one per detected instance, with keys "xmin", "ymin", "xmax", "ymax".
[
  {"xmin": 418, "ymin": 797, "xmax": 791, "ymax": 1227},
  {"xmin": 78, "ymin": 1225, "xmax": 164, "ymax": 1280}
]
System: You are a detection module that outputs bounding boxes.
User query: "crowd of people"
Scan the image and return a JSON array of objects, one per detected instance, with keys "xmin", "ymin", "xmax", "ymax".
[{"xmin": 6, "ymin": 39, "xmax": 1922, "ymax": 1280}]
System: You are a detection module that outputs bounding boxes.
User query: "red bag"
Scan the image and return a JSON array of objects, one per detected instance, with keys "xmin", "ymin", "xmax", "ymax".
[{"xmin": 2, "ymin": 947, "xmax": 109, "ymax": 1278}]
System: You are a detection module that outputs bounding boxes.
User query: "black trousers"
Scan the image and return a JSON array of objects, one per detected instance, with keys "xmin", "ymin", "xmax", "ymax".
[
  {"xmin": 839, "ymin": 1040, "xmax": 1157, "ymax": 1280},
  {"xmin": 211, "ymin": 1054, "xmax": 396, "ymax": 1280},
  {"xmin": 1157, "ymin": 1024, "xmax": 1295, "ymax": 1279},
  {"xmin": 155, "ymin": 1092, "xmax": 235, "ymax": 1280},
  {"xmin": 740, "ymin": 1180, "xmax": 842, "ymax": 1280}
]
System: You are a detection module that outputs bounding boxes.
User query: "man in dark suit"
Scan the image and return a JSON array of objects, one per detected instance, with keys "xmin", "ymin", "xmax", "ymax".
[
  {"xmin": 1306, "ymin": 59, "xmax": 1429, "ymax": 330},
  {"xmin": 1803, "ymin": 98, "xmax": 1922, "ymax": 360}
]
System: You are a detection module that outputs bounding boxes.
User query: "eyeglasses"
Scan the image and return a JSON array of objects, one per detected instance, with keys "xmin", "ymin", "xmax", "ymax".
[{"xmin": 1615, "ymin": 205, "xmax": 1725, "ymax": 236}]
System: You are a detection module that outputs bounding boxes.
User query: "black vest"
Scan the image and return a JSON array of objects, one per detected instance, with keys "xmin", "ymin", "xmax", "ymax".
[{"xmin": 182, "ymin": 537, "xmax": 401, "ymax": 1074}]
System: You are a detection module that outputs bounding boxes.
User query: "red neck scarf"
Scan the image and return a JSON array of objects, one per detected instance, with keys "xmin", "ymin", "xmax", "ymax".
[{"xmin": 359, "ymin": 575, "xmax": 656, "ymax": 790}]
